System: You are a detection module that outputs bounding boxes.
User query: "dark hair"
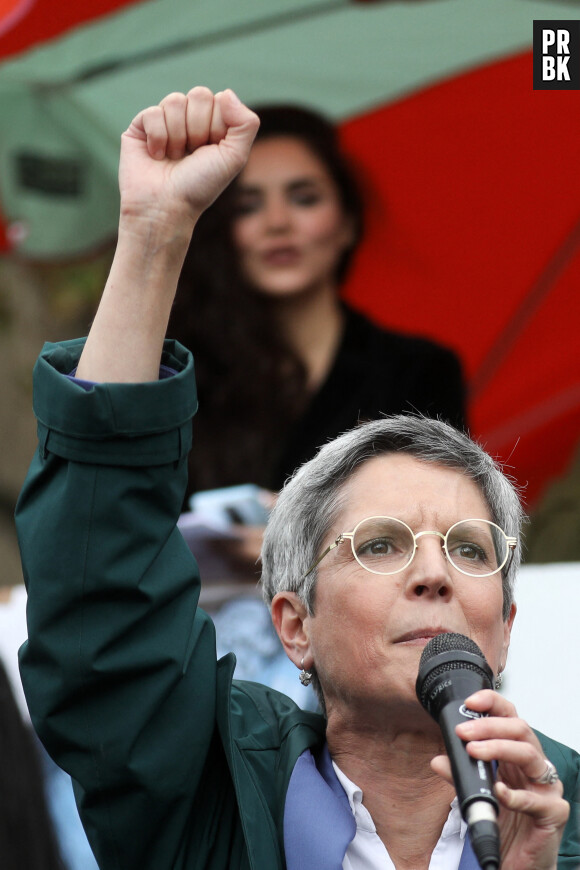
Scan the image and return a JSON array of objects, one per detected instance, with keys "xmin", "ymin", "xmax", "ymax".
[
  {"xmin": 169, "ymin": 104, "xmax": 365, "ymax": 499},
  {"xmin": 0, "ymin": 659, "xmax": 64, "ymax": 869}
]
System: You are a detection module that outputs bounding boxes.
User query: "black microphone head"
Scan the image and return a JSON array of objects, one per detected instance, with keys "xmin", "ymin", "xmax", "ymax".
[
  {"xmin": 419, "ymin": 631, "xmax": 484, "ymax": 664},
  {"xmin": 416, "ymin": 632, "xmax": 494, "ymax": 719}
]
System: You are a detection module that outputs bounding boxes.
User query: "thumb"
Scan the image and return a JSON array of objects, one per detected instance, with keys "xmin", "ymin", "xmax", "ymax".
[{"xmin": 431, "ymin": 754, "xmax": 454, "ymax": 787}]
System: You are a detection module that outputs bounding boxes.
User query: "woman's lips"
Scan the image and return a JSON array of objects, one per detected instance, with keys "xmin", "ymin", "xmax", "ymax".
[
  {"xmin": 262, "ymin": 246, "xmax": 300, "ymax": 265},
  {"xmin": 394, "ymin": 629, "xmax": 452, "ymax": 645}
]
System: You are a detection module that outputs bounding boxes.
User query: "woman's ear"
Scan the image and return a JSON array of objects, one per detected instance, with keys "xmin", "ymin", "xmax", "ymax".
[
  {"xmin": 271, "ymin": 591, "xmax": 312, "ymax": 670},
  {"xmin": 501, "ymin": 602, "xmax": 517, "ymax": 670}
]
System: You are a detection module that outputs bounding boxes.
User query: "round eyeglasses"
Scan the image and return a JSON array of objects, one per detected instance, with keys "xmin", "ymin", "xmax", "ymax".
[{"xmin": 303, "ymin": 517, "xmax": 517, "ymax": 579}]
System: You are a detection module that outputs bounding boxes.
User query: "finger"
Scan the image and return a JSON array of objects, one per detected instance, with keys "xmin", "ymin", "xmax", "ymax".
[
  {"xmin": 456, "ymin": 712, "xmax": 536, "ymax": 745},
  {"xmin": 463, "ymin": 689, "xmax": 518, "ymax": 718},
  {"xmin": 456, "ymin": 713, "xmax": 546, "ymax": 767},
  {"xmin": 458, "ymin": 731, "xmax": 564, "ymax": 794},
  {"xmin": 208, "ymin": 90, "xmax": 228, "ymax": 145},
  {"xmin": 495, "ymin": 780, "xmax": 570, "ymax": 825},
  {"xmin": 430, "ymin": 754, "xmax": 453, "ymax": 786},
  {"xmin": 465, "ymin": 736, "xmax": 558, "ymax": 781},
  {"xmin": 159, "ymin": 92, "xmax": 188, "ymax": 160},
  {"xmin": 185, "ymin": 86, "xmax": 216, "ymax": 152},
  {"xmin": 215, "ymin": 89, "xmax": 260, "ymax": 171},
  {"xmin": 138, "ymin": 106, "xmax": 169, "ymax": 160}
]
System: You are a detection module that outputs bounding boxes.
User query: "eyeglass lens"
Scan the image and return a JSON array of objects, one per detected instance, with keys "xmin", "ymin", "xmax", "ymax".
[{"xmin": 352, "ymin": 518, "xmax": 507, "ymax": 576}]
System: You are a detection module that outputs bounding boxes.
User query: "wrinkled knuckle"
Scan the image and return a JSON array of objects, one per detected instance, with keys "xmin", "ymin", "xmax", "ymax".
[
  {"xmin": 502, "ymin": 700, "xmax": 517, "ymax": 717},
  {"xmin": 162, "ymin": 91, "xmax": 186, "ymax": 108},
  {"xmin": 523, "ymin": 743, "xmax": 540, "ymax": 766},
  {"xmin": 140, "ymin": 104, "xmax": 159, "ymax": 117},
  {"xmin": 512, "ymin": 717, "xmax": 531, "ymax": 738},
  {"xmin": 143, "ymin": 105, "xmax": 164, "ymax": 124},
  {"xmin": 187, "ymin": 85, "xmax": 214, "ymax": 103}
]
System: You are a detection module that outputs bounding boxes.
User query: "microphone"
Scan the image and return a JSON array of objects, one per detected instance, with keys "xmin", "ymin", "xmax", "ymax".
[{"xmin": 415, "ymin": 632, "xmax": 500, "ymax": 870}]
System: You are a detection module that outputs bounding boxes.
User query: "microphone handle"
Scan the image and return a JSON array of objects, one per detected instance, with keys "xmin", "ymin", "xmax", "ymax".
[
  {"xmin": 439, "ymin": 702, "xmax": 500, "ymax": 870},
  {"xmin": 439, "ymin": 702, "xmax": 497, "ymax": 812}
]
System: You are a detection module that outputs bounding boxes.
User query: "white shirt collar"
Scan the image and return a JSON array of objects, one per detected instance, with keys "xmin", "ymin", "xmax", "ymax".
[{"xmin": 332, "ymin": 759, "xmax": 468, "ymax": 840}]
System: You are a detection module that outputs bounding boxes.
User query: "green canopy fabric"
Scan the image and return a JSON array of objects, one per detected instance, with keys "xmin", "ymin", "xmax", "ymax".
[{"xmin": 0, "ymin": 0, "xmax": 570, "ymax": 257}]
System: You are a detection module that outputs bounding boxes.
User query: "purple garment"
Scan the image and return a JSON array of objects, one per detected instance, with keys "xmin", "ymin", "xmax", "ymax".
[
  {"xmin": 284, "ymin": 745, "xmax": 479, "ymax": 870},
  {"xmin": 65, "ymin": 364, "xmax": 177, "ymax": 390}
]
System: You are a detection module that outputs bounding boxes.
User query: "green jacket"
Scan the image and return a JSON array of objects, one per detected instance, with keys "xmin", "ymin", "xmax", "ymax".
[{"xmin": 16, "ymin": 339, "xmax": 580, "ymax": 870}]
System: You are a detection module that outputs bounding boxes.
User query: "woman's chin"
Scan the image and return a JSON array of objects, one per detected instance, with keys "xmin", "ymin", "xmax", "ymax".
[{"xmin": 246, "ymin": 272, "xmax": 335, "ymax": 302}]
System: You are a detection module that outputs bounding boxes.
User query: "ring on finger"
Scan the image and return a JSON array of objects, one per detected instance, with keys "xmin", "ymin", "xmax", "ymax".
[{"xmin": 529, "ymin": 758, "xmax": 559, "ymax": 785}]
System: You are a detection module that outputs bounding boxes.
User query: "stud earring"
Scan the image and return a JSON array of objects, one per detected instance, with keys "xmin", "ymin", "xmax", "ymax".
[{"xmin": 299, "ymin": 658, "xmax": 313, "ymax": 686}]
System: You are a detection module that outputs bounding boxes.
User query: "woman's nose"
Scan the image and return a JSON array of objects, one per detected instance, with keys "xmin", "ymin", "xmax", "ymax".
[
  {"xmin": 404, "ymin": 535, "xmax": 453, "ymax": 599},
  {"xmin": 263, "ymin": 196, "xmax": 291, "ymax": 231}
]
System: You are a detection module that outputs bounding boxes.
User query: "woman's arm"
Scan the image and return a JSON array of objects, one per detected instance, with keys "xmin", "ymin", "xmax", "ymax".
[
  {"xmin": 16, "ymin": 87, "xmax": 260, "ymax": 870},
  {"xmin": 76, "ymin": 87, "xmax": 259, "ymax": 383}
]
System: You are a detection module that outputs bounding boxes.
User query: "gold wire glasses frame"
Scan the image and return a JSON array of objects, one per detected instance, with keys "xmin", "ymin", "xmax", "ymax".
[{"xmin": 302, "ymin": 516, "xmax": 517, "ymax": 580}]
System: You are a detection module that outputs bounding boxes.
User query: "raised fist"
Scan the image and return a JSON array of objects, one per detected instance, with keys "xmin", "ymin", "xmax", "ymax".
[{"xmin": 119, "ymin": 86, "xmax": 260, "ymax": 225}]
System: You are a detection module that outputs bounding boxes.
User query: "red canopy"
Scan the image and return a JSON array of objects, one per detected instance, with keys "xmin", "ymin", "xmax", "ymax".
[{"xmin": 340, "ymin": 52, "xmax": 580, "ymax": 505}]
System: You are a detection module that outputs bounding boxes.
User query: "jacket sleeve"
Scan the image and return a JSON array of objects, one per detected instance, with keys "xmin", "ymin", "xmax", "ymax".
[
  {"xmin": 537, "ymin": 732, "xmax": 580, "ymax": 869},
  {"xmin": 16, "ymin": 338, "xmax": 219, "ymax": 870}
]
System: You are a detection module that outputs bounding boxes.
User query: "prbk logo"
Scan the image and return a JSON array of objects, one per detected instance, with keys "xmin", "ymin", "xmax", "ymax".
[{"xmin": 533, "ymin": 21, "xmax": 580, "ymax": 89}]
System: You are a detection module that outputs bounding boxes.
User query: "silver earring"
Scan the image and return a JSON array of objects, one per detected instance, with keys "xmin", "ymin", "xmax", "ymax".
[
  {"xmin": 299, "ymin": 658, "xmax": 313, "ymax": 687},
  {"xmin": 494, "ymin": 671, "xmax": 503, "ymax": 690}
]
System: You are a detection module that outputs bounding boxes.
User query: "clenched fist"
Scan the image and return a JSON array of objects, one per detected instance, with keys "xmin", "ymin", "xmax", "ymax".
[{"xmin": 119, "ymin": 87, "xmax": 260, "ymax": 226}]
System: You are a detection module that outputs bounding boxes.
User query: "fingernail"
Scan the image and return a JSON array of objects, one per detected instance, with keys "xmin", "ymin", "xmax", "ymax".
[{"xmin": 228, "ymin": 89, "xmax": 242, "ymax": 105}]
